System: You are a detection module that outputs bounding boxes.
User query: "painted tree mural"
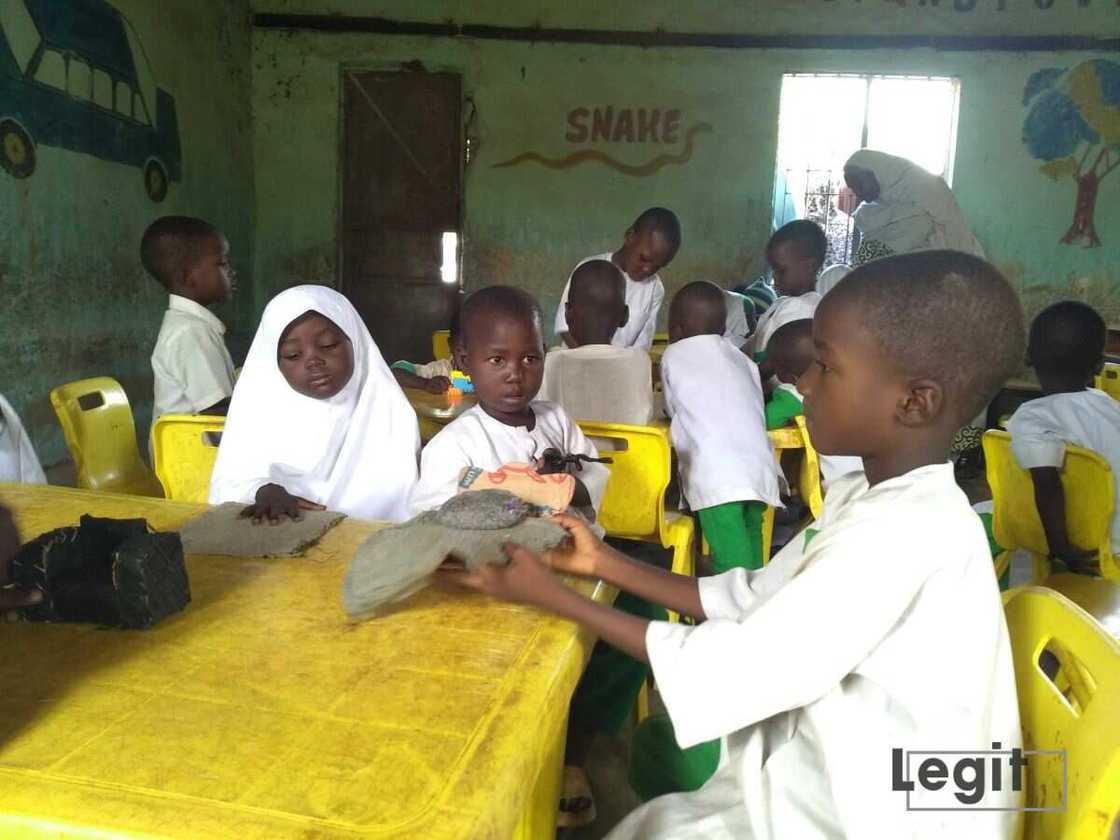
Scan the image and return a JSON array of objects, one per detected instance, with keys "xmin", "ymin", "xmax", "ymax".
[{"xmin": 1022, "ymin": 59, "xmax": 1120, "ymax": 248}]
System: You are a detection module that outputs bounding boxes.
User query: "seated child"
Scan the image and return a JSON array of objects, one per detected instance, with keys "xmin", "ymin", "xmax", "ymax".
[
  {"xmin": 410, "ymin": 286, "xmax": 608, "ymax": 518},
  {"xmin": 661, "ymin": 281, "xmax": 781, "ymax": 573},
  {"xmin": 143, "ymin": 216, "xmax": 238, "ymax": 420},
  {"xmin": 0, "ymin": 394, "xmax": 45, "ymax": 484},
  {"xmin": 442, "ymin": 250, "xmax": 1025, "ymax": 839},
  {"xmin": 391, "ymin": 312, "xmax": 460, "ymax": 395},
  {"xmin": 746, "ymin": 219, "xmax": 827, "ymax": 367},
  {"xmin": 539, "ymin": 259, "xmax": 655, "ymax": 426},
  {"xmin": 209, "ymin": 285, "xmax": 420, "ymax": 523},
  {"xmin": 1007, "ymin": 300, "xmax": 1120, "ymax": 572},
  {"xmin": 766, "ymin": 318, "xmax": 862, "ymax": 487},
  {"xmin": 555, "ymin": 207, "xmax": 681, "ymax": 351}
]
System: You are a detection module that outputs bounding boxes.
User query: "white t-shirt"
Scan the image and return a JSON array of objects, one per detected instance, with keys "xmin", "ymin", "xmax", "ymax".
[
  {"xmin": 661, "ymin": 335, "xmax": 781, "ymax": 511},
  {"xmin": 723, "ymin": 290, "xmax": 751, "ymax": 349},
  {"xmin": 554, "ymin": 253, "xmax": 665, "ymax": 350},
  {"xmin": 409, "ymin": 401, "xmax": 609, "ymax": 517},
  {"xmin": 151, "ymin": 295, "xmax": 236, "ymax": 419},
  {"xmin": 0, "ymin": 394, "xmax": 45, "ymax": 484},
  {"xmin": 611, "ymin": 463, "xmax": 1021, "ymax": 840},
  {"xmin": 1008, "ymin": 387, "xmax": 1120, "ymax": 553},
  {"xmin": 746, "ymin": 292, "xmax": 821, "ymax": 356},
  {"xmin": 539, "ymin": 345, "xmax": 654, "ymax": 426}
]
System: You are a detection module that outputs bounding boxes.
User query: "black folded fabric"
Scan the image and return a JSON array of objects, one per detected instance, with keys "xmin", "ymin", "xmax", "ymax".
[{"xmin": 10, "ymin": 515, "xmax": 190, "ymax": 629}]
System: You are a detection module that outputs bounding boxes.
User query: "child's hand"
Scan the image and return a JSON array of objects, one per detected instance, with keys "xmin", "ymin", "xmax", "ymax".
[
  {"xmin": 543, "ymin": 513, "xmax": 609, "ymax": 578},
  {"xmin": 246, "ymin": 484, "xmax": 325, "ymax": 525},
  {"xmin": 438, "ymin": 543, "xmax": 564, "ymax": 606},
  {"xmin": 425, "ymin": 376, "xmax": 451, "ymax": 394},
  {"xmin": 1053, "ymin": 546, "xmax": 1100, "ymax": 575}
]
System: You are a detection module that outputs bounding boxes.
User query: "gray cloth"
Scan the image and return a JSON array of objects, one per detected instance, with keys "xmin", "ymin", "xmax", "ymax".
[
  {"xmin": 178, "ymin": 502, "xmax": 346, "ymax": 558},
  {"xmin": 342, "ymin": 490, "xmax": 569, "ymax": 620}
]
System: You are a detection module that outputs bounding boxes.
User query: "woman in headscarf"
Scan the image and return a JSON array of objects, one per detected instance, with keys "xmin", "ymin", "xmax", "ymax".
[
  {"xmin": 209, "ymin": 285, "xmax": 420, "ymax": 523},
  {"xmin": 843, "ymin": 149, "xmax": 984, "ymax": 266}
]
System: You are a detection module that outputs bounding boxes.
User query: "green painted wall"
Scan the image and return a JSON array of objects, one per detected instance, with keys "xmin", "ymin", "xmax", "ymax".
[
  {"xmin": 251, "ymin": 4, "xmax": 1119, "ymax": 355},
  {"xmin": 0, "ymin": 0, "xmax": 255, "ymax": 466}
]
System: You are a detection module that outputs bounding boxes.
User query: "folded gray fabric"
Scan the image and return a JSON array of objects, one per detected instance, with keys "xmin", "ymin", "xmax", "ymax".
[
  {"xmin": 342, "ymin": 490, "xmax": 569, "ymax": 620},
  {"xmin": 178, "ymin": 502, "xmax": 346, "ymax": 558}
]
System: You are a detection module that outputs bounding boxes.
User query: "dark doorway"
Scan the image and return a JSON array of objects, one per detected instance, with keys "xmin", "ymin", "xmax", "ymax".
[{"xmin": 340, "ymin": 70, "xmax": 462, "ymax": 364}]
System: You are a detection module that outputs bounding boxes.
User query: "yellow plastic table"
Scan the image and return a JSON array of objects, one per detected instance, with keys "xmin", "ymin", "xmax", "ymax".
[
  {"xmin": 0, "ymin": 485, "xmax": 608, "ymax": 839},
  {"xmin": 403, "ymin": 388, "xmax": 478, "ymax": 442}
]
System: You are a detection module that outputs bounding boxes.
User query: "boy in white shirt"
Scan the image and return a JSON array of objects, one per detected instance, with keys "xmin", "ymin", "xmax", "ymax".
[
  {"xmin": 539, "ymin": 259, "xmax": 654, "ymax": 425},
  {"xmin": 410, "ymin": 286, "xmax": 608, "ymax": 519},
  {"xmin": 143, "ymin": 217, "xmax": 237, "ymax": 421},
  {"xmin": 555, "ymin": 207, "xmax": 681, "ymax": 351},
  {"xmin": 747, "ymin": 220, "xmax": 829, "ymax": 370},
  {"xmin": 443, "ymin": 251, "xmax": 1025, "ymax": 840},
  {"xmin": 765, "ymin": 318, "xmax": 862, "ymax": 488},
  {"xmin": 661, "ymin": 281, "xmax": 781, "ymax": 572},
  {"xmin": 391, "ymin": 313, "xmax": 460, "ymax": 395},
  {"xmin": 1007, "ymin": 300, "xmax": 1120, "ymax": 573}
]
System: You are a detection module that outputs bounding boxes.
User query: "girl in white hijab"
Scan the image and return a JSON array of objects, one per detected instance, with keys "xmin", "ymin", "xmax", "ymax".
[
  {"xmin": 844, "ymin": 150, "xmax": 984, "ymax": 264},
  {"xmin": 209, "ymin": 285, "xmax": 419, "ymax": 523},
  {"xmin": 0, "ymin": 394, "xmax": 45, "ymax": 484}
]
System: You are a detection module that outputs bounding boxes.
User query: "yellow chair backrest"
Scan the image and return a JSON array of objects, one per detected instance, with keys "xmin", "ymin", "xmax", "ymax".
[
  {"xmin": 578, "ymin": 421, "xmax": 670, "ymax": 542},
  {"xmin": 794, "ymin": 415, "xmax": 824, "ymax": 520},
  {"xmin": 432, "ymin": 330, "xmax": 451, "ymax": 362},
  {"xmin": 49, "ymin": 377, "xmax": 163, "ymax": 497},
  {"xmin": 982, "ymin": 430, "xmax": 1118, "ymax": 580},
  {"xmin": 1004, "ymin": 586, "xmax": 1120, "ymax": 839},
  {"xmin": 1097, "ymin": 363, "xmax": 1120, "ymax": 402},
  {"xmin": 652, "ymin": 332, "xmax": 669, "ymax": 347},
  {"xmin": 151, "ymin": 415, "xmax": 226, "ymax": 503}
]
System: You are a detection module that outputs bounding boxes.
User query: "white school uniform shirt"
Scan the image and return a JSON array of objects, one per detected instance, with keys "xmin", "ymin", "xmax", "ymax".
[
  {"xmin": 1008, "ymin": 387, "xmax": 1120, "ymax": 554},
  {"xmin": 409, "ymin": 401, "xmax": 609, "ymax": 518},
  {"xmin": 209, "ymin": 285, "xmax": 420, "ymax": 522},
  {"xmin": 151, "ymin": 294, "xmax": 236, "ymax": 420},
  {"xmin": 611, "ymin": 463, "xmax": 1022, "ymax": 840},
  {"xmin": 776, "ymin": 382, "xmax": 863, "ymax": 488},
  {"xmin": 539, "ymin": 345, "xmax": 654, "ymax": 426},
  {"xmin": 661, "ymin": 335, "xmax": 781, "ymax": 511},
  {"xmin": 554, "ymin": 253, "xmax": 665, "ymax": 350},
  {"xmin": 0, "ymin": 394, "xmax": 45, "ymax": 484},
  {"xmin": 723, "ymin": 290, "xmax": 751, "ymax": 349},
  {"xmin": 746, "ymin": 292, "xmax": 821, "ymax": 356}
]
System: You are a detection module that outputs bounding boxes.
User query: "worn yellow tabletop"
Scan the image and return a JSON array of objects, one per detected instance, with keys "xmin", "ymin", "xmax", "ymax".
[
  {"xmin": 1045, "ymin": 573, "xmax": 1120, "ymax": 641},
  {"xmin": 404, "ymin": 388, "xmax": 477, "ymax": 424},
  {"xmin": 0, "ymin": 485, "xmax": 605, "ymax": 839}
]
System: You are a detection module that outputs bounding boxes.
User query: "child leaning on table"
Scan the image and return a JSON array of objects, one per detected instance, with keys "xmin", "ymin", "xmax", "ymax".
[
  {"xmin": 441, "ymin": 251, "xmax": 1025, "ymax": 840},
  {"xmin": 391, "ymin": 311, "xmax": 462, "ymax": 395}
]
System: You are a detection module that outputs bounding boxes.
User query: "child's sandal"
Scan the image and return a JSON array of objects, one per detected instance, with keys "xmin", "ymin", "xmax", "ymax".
[{"xmin": 557, "ymin": 765, "xmax": 597, "ymax": 828}]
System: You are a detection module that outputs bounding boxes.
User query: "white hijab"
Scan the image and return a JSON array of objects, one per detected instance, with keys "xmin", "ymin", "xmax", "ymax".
[
  {"xmin": 847, "ymin": 150, "xmax": 985, "ymax": 258},
  {"xmin": 0, "ymin": 394, "xmax": 45, "ymax": 484},
  {"xmin": 208, "ymin": 285, "xmax": 420, "ymax": 522}
]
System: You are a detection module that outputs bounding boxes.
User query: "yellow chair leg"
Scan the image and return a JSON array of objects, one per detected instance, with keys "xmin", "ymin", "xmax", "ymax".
[{"xmin": 636, "ymin": 679, "xmax": 650, "ymax": 724}]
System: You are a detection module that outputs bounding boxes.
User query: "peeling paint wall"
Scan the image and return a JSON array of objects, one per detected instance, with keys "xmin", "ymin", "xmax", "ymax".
[
  {"xmin": 252, "ymin": 9, "xmax": 1118, "ymax": 351},
  {"xmin": 0, "ymin": 0, "xmax": 255, "ymax": 466}
]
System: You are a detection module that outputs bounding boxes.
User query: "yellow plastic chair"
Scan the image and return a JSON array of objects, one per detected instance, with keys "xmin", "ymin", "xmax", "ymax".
[
  {"xmin": 794, "ymin": 415, "xmax": 824, "ymax": 520},
  {"xmin": 49, "ymin": 377, "xmax": 163, "ymax": 497},
  {"xmin": 982, "ymin": 430, "xmax": 1118, "ymax": 583},
  {"xmin": 1096, "ymin": 362, "xmax": 1120, "ymax": 402},
  {"xmin": 1003, "ymin": 586, "xmax": 1120, "ymax": 839},
  {"xmin": 577, "ymin": 422, "xmax": 694, "ymax": 617},
  {"xmin": 432, "ymin": 330, "xmax": 451, "ymax": 361},
  {"xmin": 151, "ymin": 415, "xmax": 226, "ymax": 503}
]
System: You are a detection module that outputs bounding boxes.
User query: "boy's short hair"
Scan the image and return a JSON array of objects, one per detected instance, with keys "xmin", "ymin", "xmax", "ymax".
[
  {"xmin": 671, "ymin": 281, "xmax": 726, "ymax": 337},
  {"xmin": 631, "ymin": 207, "xmax": 682, "ymax": 254},
  {"xmin": 140, "ymin": 216, "xmax": 219, "ymax": 289},
  {"xmin": 570, "ymin": 259, "xmax": 625, "ymax": 306},
  {"xmin": 768, "ymin": 220, "xmax": 827, "ymax": 266},
  {"xmin": 833, "ymin": 250, "xmax": 1025, "ymax": 424},
  {"xmin": 768, "ymin": 318, "xmax": 815, "ymax": 379},
  {"xmin": 1029, "ymin": 300, "xmax": 1106, "ymax": 381},
  {"xmin": 460, "ymin": 285, "xmax": 543, "ymax": 348}
]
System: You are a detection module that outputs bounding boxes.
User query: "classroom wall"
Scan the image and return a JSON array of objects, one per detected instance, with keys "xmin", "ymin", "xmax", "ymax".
[
  {"xmin": 250, "ymin": 3, "xmax": 1119, "ymax": 349},
  {"xmin": 0, "ymin": 0, "xmax": 255, "ymax": 466}
]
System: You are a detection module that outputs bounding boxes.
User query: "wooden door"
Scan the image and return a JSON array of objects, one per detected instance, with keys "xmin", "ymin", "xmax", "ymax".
[{"xmin": 340, "ymin": 71, "xmax": 462, "ymax": 364}]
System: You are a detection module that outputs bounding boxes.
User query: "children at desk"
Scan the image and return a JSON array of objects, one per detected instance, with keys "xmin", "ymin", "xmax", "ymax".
[
  {"xmin": 555, "ymin": 207, "xmax": 681, "ymax": 351},
  {"xmin": 142, "ymin": 216, "xmax": 238, "ymax": 420},
  {"xmin": 443, "ymin": 251, "xmax": 1025, "ymax": 839},
  {"xmin": 391, "ymin": 313, "xmax": 460, "ymax": 395},
  {"xmin": 539, "ymin": 259, "xmax": 655, "ymax": 425},
  {"xmin": 410, "ymin": 286, "xmax": 608, "ymax": 519},
  {"xmin": 661, "ymin": 282, "xmax": 780, "ymax": 573},
  {"xmin": 209, "ymin": 285, "xmax": 419, "ymax": 523},
  {"xmin": 1007, "ymin": 300, "xmax": 1120, "ymax": 573},
  {"xmin": 765, "ymin": 318, "xmax": 862, "ymax": 487}
]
